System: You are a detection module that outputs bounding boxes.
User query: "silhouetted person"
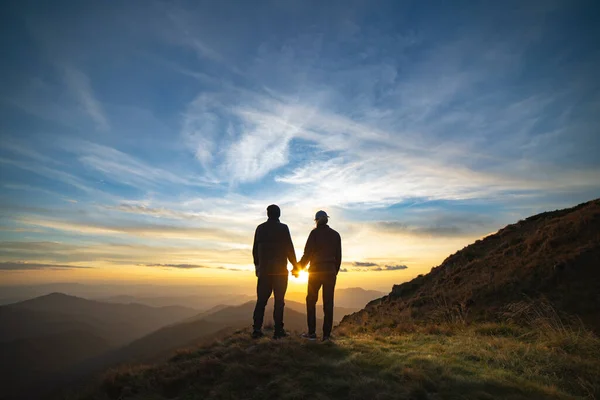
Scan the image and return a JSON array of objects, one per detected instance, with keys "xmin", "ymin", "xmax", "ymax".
[
  {"xmin": 298, "ymin": 210, "xmax": 342, "ymax": 341},
  {"xmin": 252, "ymin": 204, "xmax": 298, "ymax": 339}
]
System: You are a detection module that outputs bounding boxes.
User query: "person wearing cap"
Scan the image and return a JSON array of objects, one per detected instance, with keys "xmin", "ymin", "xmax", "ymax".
[
  {"xmin": 298, "ymin": 210, "xmax": 342, "ymax": 341},
  {"xmin": 252, "ymin": 204, "xmax": 298, "ymax": 339}
]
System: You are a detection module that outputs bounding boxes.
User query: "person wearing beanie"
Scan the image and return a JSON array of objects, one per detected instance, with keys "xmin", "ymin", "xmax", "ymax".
[{"xmin": 298, "ymin": 210, "xmax": 342, "ymax": 341}]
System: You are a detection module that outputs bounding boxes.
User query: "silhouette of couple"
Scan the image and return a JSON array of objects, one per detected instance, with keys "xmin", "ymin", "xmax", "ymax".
[{"xmin": 252, "ymin": 204, "xmax": 342, "ymax": 341}]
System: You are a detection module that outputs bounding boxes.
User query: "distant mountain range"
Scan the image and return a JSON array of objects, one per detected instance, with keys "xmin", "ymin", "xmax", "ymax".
[
  {"xmin": 286, "ymin": 287, "xmax": 385, "ymax": 309},
  {"xmin": 3, "ymin": 292, "xmax": 198, "ymax": 345},
  {"xmin": 0, "ymin": 283, "xmax": 255, "ymax": 307},
  {"xmin": 0, "ymin": 293, "xmax": 199, "ymax": 399},
  {"xmin": 0, "ymin": 285, "xmax": 382, "ymax": 310},
  {"xmin": 95, "ymin": 293, "xmax": 255, "ymax": 310}
]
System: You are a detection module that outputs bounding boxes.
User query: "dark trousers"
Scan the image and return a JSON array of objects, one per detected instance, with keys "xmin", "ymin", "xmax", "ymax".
[
  {"xmin": 306, "ymin": 271, "xmax": 337, "ymax": 337},
  {"xmin": 253, "ymin": 273, "xmax": 288, "ymax": 331}
]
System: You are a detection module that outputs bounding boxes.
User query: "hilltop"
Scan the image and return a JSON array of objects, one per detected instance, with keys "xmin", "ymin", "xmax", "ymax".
[{"xmin": 341, "ymin": 199, "xmax": 600, "ymax": 333}]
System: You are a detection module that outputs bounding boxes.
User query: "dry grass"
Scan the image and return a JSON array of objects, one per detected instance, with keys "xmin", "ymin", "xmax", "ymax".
[{"xmin": 503, "ymin": 298, "xmax": 575, "ymax": 335}]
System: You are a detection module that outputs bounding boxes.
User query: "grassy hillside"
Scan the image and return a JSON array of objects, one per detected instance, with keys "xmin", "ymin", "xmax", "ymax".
[
  {"xmin": 341, "ymin": 199, "xmax": 600, "ymax": 333},
  {"xmin": 74, "ymin": 322, "xmax": 600, "ymax": 400}
]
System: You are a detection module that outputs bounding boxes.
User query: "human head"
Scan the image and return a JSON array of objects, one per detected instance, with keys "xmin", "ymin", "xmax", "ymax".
[
  {"xmin": 267, "ymin": 204, "xmax": 281, "ymax": 219},
  {"xmin": 315, "ymin": 210, "xmax": 329, "ymax": 225}
]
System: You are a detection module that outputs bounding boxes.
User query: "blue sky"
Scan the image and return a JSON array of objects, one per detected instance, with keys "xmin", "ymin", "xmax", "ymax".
[{"xmin": 0, "ymin": 0, "xmax": 599, "ymax": 288}]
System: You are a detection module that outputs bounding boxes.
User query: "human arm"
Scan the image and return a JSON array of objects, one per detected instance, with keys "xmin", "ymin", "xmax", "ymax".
[
  {"xmin": 285, "ymin": 225, "xmax": 299, "ymax": 274},
  {"xmin": 252, "ymin": 226, "xmax": 259, "ymax": 277},
  {"xmin": 335, "ymin": 232, "xmax": 342, "ymax": 274},
  {"xmin": 299, "ymin": 230, "xmax": 315, "ymax": 269}
]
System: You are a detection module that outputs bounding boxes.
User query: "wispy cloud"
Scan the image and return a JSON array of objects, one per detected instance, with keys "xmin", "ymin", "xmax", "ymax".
[
  {"xmin": 0, "ymin": 261, "xmax": 92, "ymax": 270},
  {"xmin": 180, "ymin": 81, "xmax": 599, "ymax": 204},
  {"xmin": 143, "ymin": 263, "xmax": 245, "ymax": 271},
  {"xmin": 162, "ymin": 5, "xmax": 244, "ymax": 76},
  {"xmin": 181, "ymin": 93, "xmax": 298, "ymax": 183},
  {"xmin": 343, "ymin": 262, "xmax": 409, "ymax": 272},
  {"xmin": 352, "ymin": 261, "xmax": 378, "ymax": 267},
  {"xmin": 106, "ymin": 204, "xmax": 205, "ymax": 220},
  {"xmin": 16, "ymin": 216, "xmax": 248, "ymax": 243},
  {"xmin": 69, "ymin": 142, "xmax": 217, "ymax": 189},
  {"xmin": 62, "ymin": 65, "xmax": 109, "ymax": 130},
  {"xmin": 0, "ymin": 157, "xmax": 97, "ymax": 194},
  {"xmin": 375, "ymin": 216, "xmax": 492, "ymax": 238},
  {"xmin": 0, "ymin": 141, "xmax": 62, "ymax": 165},
  {"xmin": 380, "ymin": 265, "xmax": 408, "ymax": 271},
  {"xmin": 181, "ymin": 94, "xmax": 226, "ymax": 171},
  {"xmin": 0, "ymin": 240, "xmax": 251, "ymax": 266}
]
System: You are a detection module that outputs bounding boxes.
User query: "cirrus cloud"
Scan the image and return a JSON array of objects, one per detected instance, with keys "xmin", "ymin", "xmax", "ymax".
[
  {"xmin": 142, "ymin": 263, "xmax": 246, "ymax": 272},
  {"xmin": 0, "ymin": 261, "xmax": 92, "ymax": 270}
]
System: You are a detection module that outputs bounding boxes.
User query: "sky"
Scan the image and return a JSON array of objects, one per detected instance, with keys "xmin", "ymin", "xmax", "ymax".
[{"xmin": 0, "ymin": 0, "xmax": 599, "ymax": 291}]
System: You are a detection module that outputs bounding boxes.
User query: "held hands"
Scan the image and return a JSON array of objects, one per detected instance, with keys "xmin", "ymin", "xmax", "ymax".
[{"xmin": 291, "ymin": 261, "xmax": 304, "ymax": 278}]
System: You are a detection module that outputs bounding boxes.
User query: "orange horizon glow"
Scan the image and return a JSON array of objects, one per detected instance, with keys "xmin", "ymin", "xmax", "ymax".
[{"xmin": 0, "ymin": 224, "xmax": 496, "ymax": 291}]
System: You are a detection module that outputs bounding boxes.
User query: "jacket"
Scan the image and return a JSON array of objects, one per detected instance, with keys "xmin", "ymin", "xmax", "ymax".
[
  {"xmin": 252, "ymin": 218, "xmax": 297, "ymax": 276},
  {"xmin": 299, "ymin": 224, "xmax": 342, "ymax": 273}
]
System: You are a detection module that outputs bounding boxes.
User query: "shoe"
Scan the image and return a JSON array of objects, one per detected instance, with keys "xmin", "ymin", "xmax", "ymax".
[
  {"xmin": 322, "ymin": 336, "xmax": 331, "ymax": 342},
  {"xmin": 273, "ymin": 329, "xmax": 288, "ymax": 339},
  {"xmin": 301, "ymin": 332, "xmax": 317, "ymax": 340},
  {"xmin": 251, "ymin": 329, "xmax": 264, "ymax": 339}
]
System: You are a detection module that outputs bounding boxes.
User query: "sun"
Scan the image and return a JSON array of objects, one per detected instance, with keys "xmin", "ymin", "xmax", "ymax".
[{"xmin": 291, "ymin": 269, "xmax": 309, "ymax": 283}]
